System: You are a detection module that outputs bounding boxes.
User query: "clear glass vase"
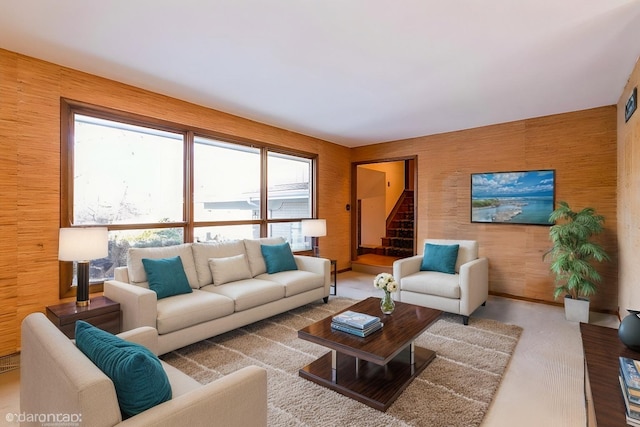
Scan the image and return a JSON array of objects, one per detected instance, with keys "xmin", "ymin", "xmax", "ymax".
[{"xmin": 380, "ymin": 290, "xmax": 395, "ymax": 314}]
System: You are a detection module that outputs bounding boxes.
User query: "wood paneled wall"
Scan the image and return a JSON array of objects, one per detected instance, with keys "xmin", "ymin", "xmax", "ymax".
[
  {"xmin": 0, "ymin": 49, "xmax": 351, "ymax": 357},
  {"xmin": 0, "ymin": 46, "xmax": 622, "ymax": 356},
  {"xmin": 618, "ymin": 57, "xmax": 640, "ymax": 315},
  {"xmin": 352, "ymin": 106, "xmax": 618, "ymax": 311}
]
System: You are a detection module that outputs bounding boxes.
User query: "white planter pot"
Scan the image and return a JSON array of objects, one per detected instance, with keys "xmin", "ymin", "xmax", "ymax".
[{"xmin": 564, "ymin": 296, "xmax": 590, "ymax": 323}]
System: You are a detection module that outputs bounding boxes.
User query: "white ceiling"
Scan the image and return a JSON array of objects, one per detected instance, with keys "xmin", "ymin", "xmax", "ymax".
[{"xmin": 1, "ymin": 1, "xmax": 640, "ymax": 147}]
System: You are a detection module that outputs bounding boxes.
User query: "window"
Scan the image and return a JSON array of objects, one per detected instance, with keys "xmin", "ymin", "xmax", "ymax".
[{"xmin": 60, "ymin": 100, "xmax": 317, "ymax": 298}]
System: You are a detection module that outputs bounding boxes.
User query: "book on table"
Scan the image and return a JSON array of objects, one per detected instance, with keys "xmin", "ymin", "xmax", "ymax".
[
  {"xmin": 332, "ymin": 310, "xmax": 381, "ymax": 329},
  {"xmin": 619, "ymin": 375, "xmax": 640, "ymax": 421},
  {"xmin": 331, "ymin": 320, "xmax": 383, "ymax": 337},
  {"xmin": 619, "ymin": 356, "xmax": 640, "ymax": 424},
  {"xmin": 620, "ymin": 357, "xmax": 640, "ymax": 398}
]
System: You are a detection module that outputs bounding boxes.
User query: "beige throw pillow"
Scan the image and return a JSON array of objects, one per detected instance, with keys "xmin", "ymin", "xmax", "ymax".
[{"xmin": 208, "ymin": 254, "xmax": 252, "ymax": 286}]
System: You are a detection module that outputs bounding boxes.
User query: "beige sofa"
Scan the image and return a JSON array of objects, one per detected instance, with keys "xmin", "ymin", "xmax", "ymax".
[
  {"xmin": 393, "ymin": 239, "xmax": 488, "ymax": 325},
  {"xmin": 104, "ymin": 237, "xmax": 330, "ymax": 354},
  {"xmin": 21, "ymin": 312, "xmax": 268, "ymax": 427}
]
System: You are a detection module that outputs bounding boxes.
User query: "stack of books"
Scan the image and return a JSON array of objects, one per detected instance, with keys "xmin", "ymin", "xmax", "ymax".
[
  {"xmin": 331, "ymin": 310, "xmax": 383, "ymax": 337},
  {"xmin": 619, "ymin": 356, "xmax": 640, "ymax": 426}
]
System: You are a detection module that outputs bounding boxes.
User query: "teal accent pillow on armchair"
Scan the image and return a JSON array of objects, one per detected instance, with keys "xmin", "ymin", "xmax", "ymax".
[
  {"xmin": 141, "ymin": 256, "xmax": 193, "ymax": 299},
  {"xmin": 420, "ymin": 243, "xmax": 460, "ymax": 274},
  {"xmin": 261, "ymin": 242, "xmax": 298, "ymax": 274},
  {"xmin": 75, "ymin": 320, "xmax": 172, "ymax": 418}
]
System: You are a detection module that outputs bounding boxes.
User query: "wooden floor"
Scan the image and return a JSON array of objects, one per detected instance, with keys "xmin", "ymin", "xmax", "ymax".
[
  {"xmin": 354, "ymin": 254, "xmax": 401, "ymax": 267},
  {"xmin": 351, "ymin": 254, "xmax": 401, "ymax": 275}
]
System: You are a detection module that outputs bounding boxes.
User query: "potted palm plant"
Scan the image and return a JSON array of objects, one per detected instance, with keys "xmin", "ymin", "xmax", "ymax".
[{"xmin": 544, "ymin": 201, "xmax": 610, "ymax": 323}]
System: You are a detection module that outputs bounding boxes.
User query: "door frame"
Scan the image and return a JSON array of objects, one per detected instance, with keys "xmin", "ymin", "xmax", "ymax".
[{"xmin": 350, "ymin": 156, "xmax": 418, "ymax": 262}]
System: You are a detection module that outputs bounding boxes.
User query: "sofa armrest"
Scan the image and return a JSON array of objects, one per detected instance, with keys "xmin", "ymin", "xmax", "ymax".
[
  {"xmin": 118, "ymin": 366, "xmax": 268, "ymax": 427},
  {"xmin": 393, "ymin": 255, "xmax": 423, "ymax": 280},
  {"xmin": 294, "ymin": 255, "xmax": 331, "ymax": 291},
  {"xmin": 117, "ymin": 326, "xmax": 159, "ymax": 355},
  {"xmin": 458, "ymin": 257, "xmax": 489, "ymax": 316},
  {"xmin": 104, "ymin": 280, "xmax": 157, "ymax": 332},
  {"xmin": 114, "ymin": 266, "xmax": 130, "ymax": 282},
  {"xmin": 21, "ymin": 313, "xmax": 123, "ymax": 427}
]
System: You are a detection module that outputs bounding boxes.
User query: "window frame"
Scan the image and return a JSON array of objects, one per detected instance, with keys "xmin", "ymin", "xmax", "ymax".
[{"xmin": 60, "ymin": 99, "xmax": 318, "ymax": 298}]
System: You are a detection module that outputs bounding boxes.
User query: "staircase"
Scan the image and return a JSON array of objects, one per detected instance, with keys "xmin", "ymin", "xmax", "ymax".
[
  {"xmin": 358, "ymin": 190, "xmax": 414, "ymax": 258},
  {"xmin": 381, "ymin": 190, "xmax": 414, "ymax": 257}
]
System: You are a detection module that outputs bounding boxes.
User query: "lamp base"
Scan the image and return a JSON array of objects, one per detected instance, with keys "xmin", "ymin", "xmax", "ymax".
[{"xmin": 76, "ymin": 261, "xmax": 91, "ymax": 307}]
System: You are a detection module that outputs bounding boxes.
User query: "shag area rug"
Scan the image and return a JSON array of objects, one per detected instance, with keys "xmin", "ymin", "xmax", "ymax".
[{"xmin": 161, "ymin": 298, "xmax": 522, "ymax": 427}]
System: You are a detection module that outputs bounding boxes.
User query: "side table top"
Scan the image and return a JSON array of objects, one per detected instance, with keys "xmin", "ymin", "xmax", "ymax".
[{"xmin": 46, "ymin": 296, "xmax": 119, "ymax": 322}]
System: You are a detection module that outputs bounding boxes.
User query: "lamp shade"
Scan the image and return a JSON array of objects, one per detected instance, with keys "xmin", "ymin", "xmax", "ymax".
[
  {"xmin": 301, "ymin": 219, "xmax": 326, "ymax": 237},
  {"xmin": 58, "ymin": 227, "xmax": 109, "ymax": 261}
]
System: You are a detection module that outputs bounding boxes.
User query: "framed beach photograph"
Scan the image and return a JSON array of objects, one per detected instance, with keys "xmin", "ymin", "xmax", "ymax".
[{"xmin": 471, "ymin": 169, "xmax": 555, "ymax": 225}]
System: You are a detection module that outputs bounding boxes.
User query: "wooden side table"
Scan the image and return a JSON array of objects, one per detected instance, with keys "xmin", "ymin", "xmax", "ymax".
[{"xmin": 46, "ymin": 296, "xmax": 121, "ymax": 339}]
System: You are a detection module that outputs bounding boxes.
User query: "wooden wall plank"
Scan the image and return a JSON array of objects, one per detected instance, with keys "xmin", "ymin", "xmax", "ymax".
[
  {"xmin": 0, "ymin": 45, "xmax": 624, "ymax": 356},
  {"xmin": 0, "ymin": 48, "xmax": 352, "ymax": 356},
  {"xmin": 352, "ymin": 106, "xmax": 618, "ymax": 312},
  {"xmin": 617, "ymin": 57, "xmax": 640, "ymax": 316},
  {"xmin": 0, "ymin": 51, "xmax": 19, "ymax": 355}
]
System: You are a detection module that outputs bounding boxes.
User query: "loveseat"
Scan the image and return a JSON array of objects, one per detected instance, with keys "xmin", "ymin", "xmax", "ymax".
[
  {"xmin": 104, "ymin": 237, "xmax": 330, "ymax": 354},
  {"xmin": 21, "ymin": 312, "xmax": 268, "ymax": 427},
  {"xmin": 393, "ymin": 239, "xmax": 488, "ymax": 325}
]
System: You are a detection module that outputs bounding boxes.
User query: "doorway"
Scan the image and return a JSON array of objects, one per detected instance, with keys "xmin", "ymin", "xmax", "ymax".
[{"xmin": 350, "ymin": 157, "xmax": 417, "ymax": 273}]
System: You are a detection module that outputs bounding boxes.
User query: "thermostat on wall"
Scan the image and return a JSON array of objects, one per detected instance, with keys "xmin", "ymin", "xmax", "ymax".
[{"xmin": 625, "ymin": 87, "xmax": 637, "ymax": 123}]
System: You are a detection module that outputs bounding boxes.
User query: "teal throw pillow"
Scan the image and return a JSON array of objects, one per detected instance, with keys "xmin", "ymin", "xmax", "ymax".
[
  {"xmin": 261, "ymin": 242, "xmax": 298, "ymax": 274},
  {"xmin": 420, "ymin": 243, "xmax": 460, "ymax": 274},
  {"xmin": 75, "ymin": 320, "xmax": 172, "ymax": 418},
  {"xmin": 141, "ymin": 256, "xmax": 192, "ymax": 299}
]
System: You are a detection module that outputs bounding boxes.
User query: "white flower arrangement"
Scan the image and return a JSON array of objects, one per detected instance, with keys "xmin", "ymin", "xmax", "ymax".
[{"xmin": 373, "ymin": 272, "xmax": 398, "ymax": 293}]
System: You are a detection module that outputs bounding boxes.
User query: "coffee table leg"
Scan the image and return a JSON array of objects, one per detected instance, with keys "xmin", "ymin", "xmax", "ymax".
[
  {"xmin": 410, "ymin": 341, "xmax": 415, "ymax": 365},
  {"xmin": 331, "ymin": 350, "xmax": 337, "ymax": 382}
]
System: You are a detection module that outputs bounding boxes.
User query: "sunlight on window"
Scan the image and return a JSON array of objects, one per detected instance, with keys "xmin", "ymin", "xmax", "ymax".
[{"xmin": 74, "ymin": 115, "xmax": 184, "ymax": 225}]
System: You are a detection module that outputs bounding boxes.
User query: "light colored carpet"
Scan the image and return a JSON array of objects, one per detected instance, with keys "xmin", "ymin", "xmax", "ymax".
[{"xmin": 161, "ymin": 298, "xmax": 522, "ymax": 427}]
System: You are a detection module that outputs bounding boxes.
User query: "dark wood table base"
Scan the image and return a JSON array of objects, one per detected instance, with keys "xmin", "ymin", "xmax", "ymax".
[{"xmin": 299, "ymin": 344, "xmax": 436, "ymax": 411}]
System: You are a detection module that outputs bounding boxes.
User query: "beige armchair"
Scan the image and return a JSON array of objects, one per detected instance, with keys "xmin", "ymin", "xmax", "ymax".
[
  {"xmin": 20, "ymin": 312, "xmax": 268, "ymax": 427},
  {"xmin": 393, "ymin": 239, "xmax": 488, "ymax": 325}
]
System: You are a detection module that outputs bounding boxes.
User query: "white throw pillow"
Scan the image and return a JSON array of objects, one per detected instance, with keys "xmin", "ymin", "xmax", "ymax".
[{"xmin": 208, "ymin": 254, "xmax": 252, "ymax": 286}]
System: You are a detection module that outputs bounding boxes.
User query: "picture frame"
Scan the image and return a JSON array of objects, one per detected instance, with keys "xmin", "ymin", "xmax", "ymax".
[{"xmin": 471, "ymin": 169, "xmax": 555, "ymax": 225}]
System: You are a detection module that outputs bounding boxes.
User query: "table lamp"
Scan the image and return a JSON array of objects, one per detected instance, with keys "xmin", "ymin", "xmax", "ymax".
[
  {"xmin": 301, "ymin": 219, "xmax": 326, "ymax": 257},
  {"xmin": 58, "ymin": 227, "xmax": 109, "ymax": 306}
]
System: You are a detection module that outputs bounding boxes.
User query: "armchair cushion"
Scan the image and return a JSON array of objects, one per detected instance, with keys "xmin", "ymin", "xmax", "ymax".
[
  {"xmin": 420, "ymin": 243, "xmax": 459, "ymax": 274},
  {"xmin": 401, "ymin": 271, "xmax": 461, "ymax": 299},
  {"xmin": 142, "ymin": 256, "xmax": 193, "ymax": 299},
  {"xmin": 75, "ymin": 320, "xmax": 172, "ymax": 418}
]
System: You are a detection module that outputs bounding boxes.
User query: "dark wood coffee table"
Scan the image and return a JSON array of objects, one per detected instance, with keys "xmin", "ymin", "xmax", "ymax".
[{"xmin": 298, "ymin": 296, "xmax": 442, "ymax": 411}]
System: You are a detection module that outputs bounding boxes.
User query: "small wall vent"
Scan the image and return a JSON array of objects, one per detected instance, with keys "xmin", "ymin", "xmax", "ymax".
[{"xmin": 0, "ymin": 352, "xmax": 20, "ymax": 374}]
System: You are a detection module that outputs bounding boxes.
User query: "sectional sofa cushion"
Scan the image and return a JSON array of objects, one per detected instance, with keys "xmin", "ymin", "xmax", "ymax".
[
  {"xmin": 128, "ymin": 244, "xmax": 199, "ymax": 289},
  {"xmin": 203, "ymin": 279, "xmax": 285, "ymax": 312},
  {"xmin": 142, "ymin": 256, "xmax": 193, "ymax": 299},
  {"xmin": 192, "ymin": 241, "xmax": 247, "ymax": 287},
  {"xmin": 155, "ymin": 290, "xmax": 235, "ymax": 335},
  {"xmin": 261, "ymin": 242, "xmax": 298, "ymax": 274},
  {"xmin": 208, "ymin": 254, "xmax": 252, "ymax": 286},
  {"xmin": 420, "ymin": 243, "xmax": 459, "ymax": 274},
  {"xmin": 257, "ymin": 270, "xmax": 324, "ymax": 297},
  {"xmin": 243, "ymin": 237, "xmax": 285, "ymax": 277},
  {"xmin": 75, "ymin": 320, "xmax": 172, "ymax": 418}
]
